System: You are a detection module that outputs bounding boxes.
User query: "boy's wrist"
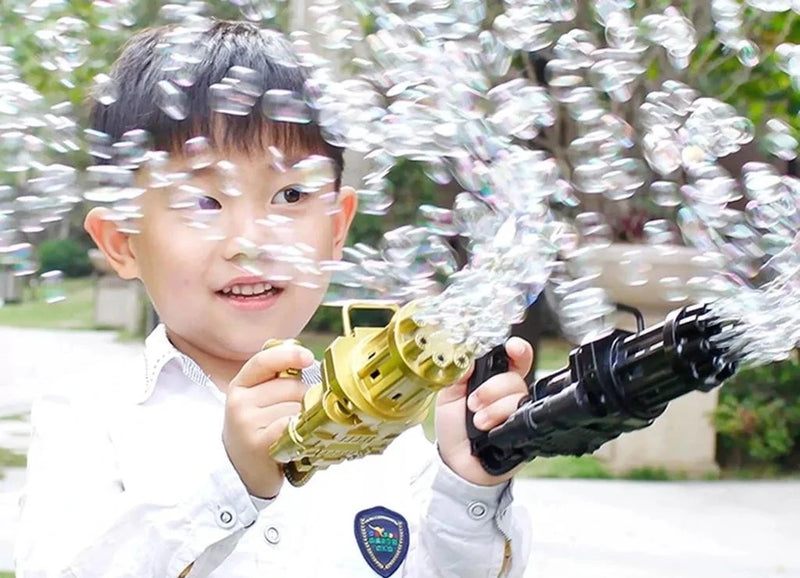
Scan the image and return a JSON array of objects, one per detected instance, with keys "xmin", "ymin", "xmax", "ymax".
[
  {"xmin": 434, "ymin": 443, "xmax": 510, "ymax": 499},
  {"xmin": 249, "ymin": 493, "xmax": 277, "ymax": 512},
  {"xmin": 422, "ymin": 445, "xmax": 513, "ymax": 534}
]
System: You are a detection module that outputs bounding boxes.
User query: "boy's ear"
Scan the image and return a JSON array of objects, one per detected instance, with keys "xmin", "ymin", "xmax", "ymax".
[
  {"xmin": 331, "ymin": 185, "xmax": 358, "ymax": 257},
  {"xmin": 83, "ymin": 207, "xmax": 141, "ymax": 280}
]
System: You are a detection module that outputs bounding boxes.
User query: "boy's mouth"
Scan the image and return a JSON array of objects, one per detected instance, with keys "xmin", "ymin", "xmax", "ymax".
[
  {"xmin": 219, "ymin": 282, "xmax": 281, "ymax": 298},
  {"xmin": 216, "ymin": 278, "xmax": 286, "ymax": 307}
]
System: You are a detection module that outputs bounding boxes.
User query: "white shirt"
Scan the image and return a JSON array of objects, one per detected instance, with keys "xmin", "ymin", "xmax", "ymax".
[{"xmin": 15, "ymin": 325, "xmax": 532, "ymax": 577}]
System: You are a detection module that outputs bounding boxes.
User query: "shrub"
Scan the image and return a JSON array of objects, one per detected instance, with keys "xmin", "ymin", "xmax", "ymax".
[
  {"xmin": 623, "ymin": 466, "xmax": 688, "ymax": 481},
  {"xmin": 519, "ymin": 455, "xmax": 613, "ymax": 479},
  {"xmin": 713, "ymin": 354, "xmax": 800, "ymax": 473},
  {"xmin": 37, "ymin": 239, "xmax": 93, "ymax": 278}
]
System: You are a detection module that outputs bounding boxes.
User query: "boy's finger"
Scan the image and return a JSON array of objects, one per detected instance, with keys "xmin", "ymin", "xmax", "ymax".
[
  {"xmin": 258, "ymin": 414, "xmax": 298, "ymax": 450},
  {"xmin": 505, "ymin": 337, "xmax": 534, "ymax": 379},
  {"xmin": 436, "ymin": 380, "xmax": 468, "ymax": 406},
  {"xmin": 253, "ymin": 401, "xmax": 303, "ymax": 434},
  {"xmin": 452, "ymin": 361, "xmax": 475, "ymax": 386},
  {"xmin": 232, "ymin": 345, "xmax": 314, "ymax": 388},
  {"xmin": 466, "ymin": 373, "xmax": 528, "ymax": 412},
  {"xmin": 241, "ymin": 379, "xmax": 307, "ymax": 408},
  {"xmin": 472, "ymin": 392, "xmax": 529, "ymax": 431}
]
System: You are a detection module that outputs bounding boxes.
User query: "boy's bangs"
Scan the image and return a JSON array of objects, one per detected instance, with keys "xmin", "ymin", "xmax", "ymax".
[
  {"xmin": 90, "ymin": 21, "xmax": 344, "ymax": 181},
  {"xmin": 169, "ymin": 113, "xmax": 338, "ymax": 168}
]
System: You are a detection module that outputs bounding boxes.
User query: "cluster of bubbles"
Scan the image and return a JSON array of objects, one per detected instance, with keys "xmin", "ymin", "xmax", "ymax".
[
  {"xmin": 1, "ymin": 0, "xmax": 800, "ymax": 365},
  {"xmin": 309, "ymin": 0, "xmax": 800, "ymax": 359},
  {"xmin": 0, "ymin": 30, "xmax": 82, "ymax": 301}
]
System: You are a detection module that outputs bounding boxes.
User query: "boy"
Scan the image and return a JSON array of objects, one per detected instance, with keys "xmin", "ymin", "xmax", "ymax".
[{"xmin": 16, "ymin": 21, "xmax": 533, "ymax": 577}]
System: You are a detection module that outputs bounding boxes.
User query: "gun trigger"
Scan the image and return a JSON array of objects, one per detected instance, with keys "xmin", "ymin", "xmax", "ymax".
[{"xmin": 466, "ymin": 344, "xmax": 510, "ymax": 454}]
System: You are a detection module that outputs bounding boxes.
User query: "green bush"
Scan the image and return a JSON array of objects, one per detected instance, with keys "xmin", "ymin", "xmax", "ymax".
[
  {"xmin": 519, "ymin": 455, "xmax": 613, "ymax": 479},
  {"xmin": 713, "ymin": 354, "xmax": 800, "ymax": 473},
  {"xmin": 37, "ymin": 239, "xmax": 93, "ymax": 278},
  {"xmin": 622, "ymin": 466, "xmax": 689, "ymax": 481}
]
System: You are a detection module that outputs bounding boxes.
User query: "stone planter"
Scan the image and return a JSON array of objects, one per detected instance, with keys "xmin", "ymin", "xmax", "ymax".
[
  {"xmin": 0, "ymin": 270, "xmax": 24, "ymax": 303},
  {"xmin": 89, "ymin": 249, "xmax": 146, "ymax": 334},
  {"xmin": 579, "ymin": 243, "xmax": 724, "ymax": 475}
]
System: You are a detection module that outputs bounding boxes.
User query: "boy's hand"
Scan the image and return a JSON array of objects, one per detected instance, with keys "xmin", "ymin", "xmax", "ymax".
[
  {"xmin": 435, "ymin": 337, "xmax": 533, "ymax": 486},
  {"xmin": 222, "ymin": 343, "xmax": 314, "ymax": 500}
]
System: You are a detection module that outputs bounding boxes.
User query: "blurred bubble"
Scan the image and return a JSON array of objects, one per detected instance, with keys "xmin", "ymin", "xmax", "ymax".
[
  {"xmin": 357, "ymin": 182, "xmax": 394, "ymax": 216},
  {"xmin": 216, "ymin": 160, "xmax": 243, "ymax": 197},
  {"xmin": 650, "ymin": 180, "xmax": 681, "ymax": 207},
  {"xmin": 292, "ymin": 155, "xmax": 337, "ymax": 192},
  {"xmin": 92, "ymin": 74, "xmax": 119, "ymax": 106},
  {"xmin": 156, "ymin": 80, "xmax": 189, "ymax": 121},
  {"xmin": 184, "ymin": 136, "xmax": 214, "ymax": 171},
  {"xmin": 642, "ymin": 125, "xmax": 681, "ymax": 176},
  {"xmin": 210, "ymin": 65, "xmax": 264, "ymax": 116},
  {"xmin": 619, "ymin": 249, "xmax": 652, "ymax": 286},
  {"xmin": 735, "ymin": 39, "xmax": 760, "ymax": 67},
  {"xmin": 418, "ymin": 205, "xmax": 457, "ymax": 236},
  {"xmin": 763, "ymin": 118, "xmax": 798, "ymax": 161},
  {"xmin": 659, "ymin": 276, "xmax": 689, "ymax": 302},
  {"xmin": 115, "ymin": 129, "xmax": 152, "ymax": 169},
  {"xmin": 643, "ymin": 219, "xmax": 679, "ymax": 245},
  {"xmin": 574, "ymin": 212, "xmax": 613, "ymax": 249},
  {"xmin": 39, "ymin": 269, "xmax": 65, "ymax": 304},
  {"xmin": 263, "ymin": 89, "xmax": 312, "ymax": 124}
]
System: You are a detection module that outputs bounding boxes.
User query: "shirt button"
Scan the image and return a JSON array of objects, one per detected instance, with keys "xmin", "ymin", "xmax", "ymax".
[
  {"xmin": 467, "ymin": 501, "xmax": 488, "ymax": 520},
  {"xmin": 264, "ymin": 525, "xmax": 281, "ymax": 545},
  {"xmin": 217, "ymin": 507, "xmax": 236, "ymax": 529}
]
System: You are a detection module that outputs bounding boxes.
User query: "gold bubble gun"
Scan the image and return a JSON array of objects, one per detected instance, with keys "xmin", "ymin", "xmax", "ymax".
[{"xmin": 268, "ymin": 300, "xmax": 472, "ymax": 486}]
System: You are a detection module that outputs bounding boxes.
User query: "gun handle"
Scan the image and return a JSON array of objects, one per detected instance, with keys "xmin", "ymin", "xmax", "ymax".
[{"xmin": 466, "ymin": 344, "xmax": 510, "ymax": 454}]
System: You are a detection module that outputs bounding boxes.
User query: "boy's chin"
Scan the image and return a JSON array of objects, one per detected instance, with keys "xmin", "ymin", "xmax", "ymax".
[{"xmin": 215, "ymin": 327, "xmax": 301, "ymax": 358}]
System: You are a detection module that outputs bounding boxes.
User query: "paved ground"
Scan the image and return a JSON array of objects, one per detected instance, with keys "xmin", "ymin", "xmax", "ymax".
[{"xmin": 1, "ymin": 326, "xmax": 799, "ymax": 577}]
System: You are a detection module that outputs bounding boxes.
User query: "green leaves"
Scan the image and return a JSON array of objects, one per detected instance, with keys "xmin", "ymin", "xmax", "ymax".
[{"xmin": 713, "ymin": 355, "xmax": 800, "ymax": 468}]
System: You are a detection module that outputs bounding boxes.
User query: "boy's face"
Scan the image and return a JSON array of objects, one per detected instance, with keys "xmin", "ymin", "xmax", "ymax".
[{"xmin": 91, "ymin": 148, "xmax": 356, "ymax": 362}]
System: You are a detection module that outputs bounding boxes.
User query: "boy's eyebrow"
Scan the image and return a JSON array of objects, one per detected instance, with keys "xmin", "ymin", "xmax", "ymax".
[
  {"xmin": 190, "ymin": 166, "xmax": 220, "ymax": 180},
  {"xmin": 183, "ymin": 154, "xmax": 324, "ymax": 180}
]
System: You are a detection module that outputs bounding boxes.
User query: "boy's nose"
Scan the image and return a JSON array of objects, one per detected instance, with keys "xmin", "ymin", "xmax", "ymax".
[{"xmin": 219, "ymin": 212, "xmax": 294, "ymax": 262}]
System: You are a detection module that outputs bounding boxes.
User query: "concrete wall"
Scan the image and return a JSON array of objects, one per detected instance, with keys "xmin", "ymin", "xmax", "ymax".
[
  {"xmin": 584, "ymin": 243, "xmax": 723, "ymax": 475},
  {"xmin": 93, "ymin": 275, "xmax": 145, "ymax": 334}
]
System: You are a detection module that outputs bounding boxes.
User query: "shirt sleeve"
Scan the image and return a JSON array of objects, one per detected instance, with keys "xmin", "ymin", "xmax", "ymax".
[
  {"xmin": 15, "ymin": 392, "xmax": 260, "ymax": 578},
  {"xmin": 401, "ymin": 436, "xmax": 532, "ymax": 578}
]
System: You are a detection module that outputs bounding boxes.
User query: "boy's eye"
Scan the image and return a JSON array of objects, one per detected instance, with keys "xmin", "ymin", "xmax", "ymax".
[
  {"xmin": 169, "ymin": 187, "xmax": 222, "ymax": 213},
  {"xmin": 196, "ymin": 196, "xmax": 222, "ymax": 211},
  {"xmin": 271, "ymin": 187, "xmax": 308, "ymax": 205}
]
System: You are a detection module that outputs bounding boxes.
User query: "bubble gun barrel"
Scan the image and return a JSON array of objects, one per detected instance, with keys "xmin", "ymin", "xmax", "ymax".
[
  {"xmin": 269, "ymin": 300, "xmax": 472, "ymax": 486},
  {"xmin": 467, "ymin": 303, "xmax": 739, "ymax": 476}
]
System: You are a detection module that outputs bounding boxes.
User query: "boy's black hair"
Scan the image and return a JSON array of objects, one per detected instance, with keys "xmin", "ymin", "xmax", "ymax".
[{"xmin": 90, "ymin": 21, "xmax": 344, "ymax": 187}]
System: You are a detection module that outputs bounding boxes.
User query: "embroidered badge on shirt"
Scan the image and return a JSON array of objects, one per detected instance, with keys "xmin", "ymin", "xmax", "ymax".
[{"xmin": 353, "ymin": 506, "xmax": 409, "ymax": 577}]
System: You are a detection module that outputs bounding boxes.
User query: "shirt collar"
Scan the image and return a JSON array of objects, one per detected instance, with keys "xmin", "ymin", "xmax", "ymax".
[
  {"xmin": 137, "ymin": 324, "xmax": 323, "ymax": 404},
  {"xmin": 138, "ymin": 324, "xmax": 215, "ymax": 404}
]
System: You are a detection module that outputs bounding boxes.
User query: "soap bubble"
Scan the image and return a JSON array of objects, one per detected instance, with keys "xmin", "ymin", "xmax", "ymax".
[
  {"xmin": 156, "ymin": 80, "xmax": 189, "ymax": 121},
  {"xmin": 763, "ymin": 118, "xmax": 798, "ymax": 161},
  {"xmin": 39, "ymin": 269, "xmax": 65, "ymax": 304}
]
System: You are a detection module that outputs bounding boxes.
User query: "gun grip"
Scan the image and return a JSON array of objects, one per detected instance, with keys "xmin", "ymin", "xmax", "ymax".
[{"xmin": 466, "ymin": 344, "xmax": 510, "ymax": 454}]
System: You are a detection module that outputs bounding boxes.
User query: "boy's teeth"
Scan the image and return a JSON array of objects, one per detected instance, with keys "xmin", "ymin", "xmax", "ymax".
[{"xmin": 223, "ymin": 283, "xmax": 275, "ymax": 296}]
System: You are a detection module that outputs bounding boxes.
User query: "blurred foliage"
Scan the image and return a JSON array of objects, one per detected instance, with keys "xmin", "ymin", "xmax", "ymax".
[
  {"xmin": 527, "ymin": 5, "xmax": 800, "ymax": 241},
  {"xmin": 622, "ymin": 466, "xmax": 688, "ymax": 481},
  {"xmin": 518, "ymin": 455, "xmax": 613, "ymax": 479},
  {"xmin": 307, "ymin": 158, "xmax": 452, "ymax": 333},
  {"xmin": 37, "ymin": 238, "xmax": 92, "ymax": 277},
  {"xmin": 712, "ymin": 353, "xmax": 800, "ymax": 472},
  {"xmin": 692, "ymin": 10, "xmax": 800, "ymax": 138},
  {"xmin": 0, "ymin": 0, "xmax": 280, "ymax": 148}
]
